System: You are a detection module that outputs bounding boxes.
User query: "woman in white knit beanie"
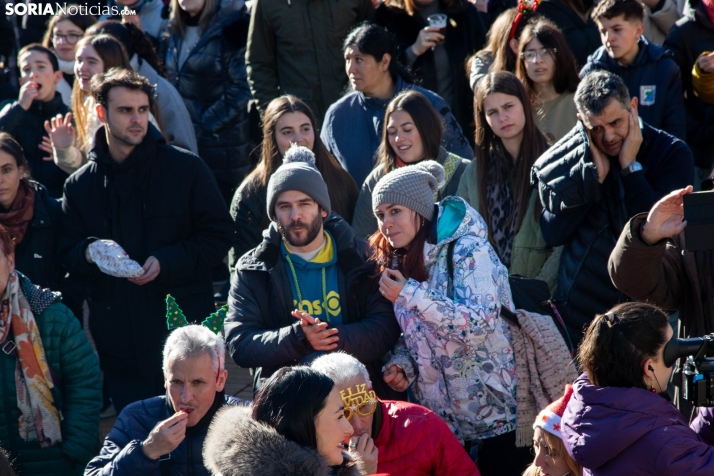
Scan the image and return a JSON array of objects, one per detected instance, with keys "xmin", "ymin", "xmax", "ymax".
[{"xmin": 369, "ymin": 160, "xmax": 530, "ymax": 475}]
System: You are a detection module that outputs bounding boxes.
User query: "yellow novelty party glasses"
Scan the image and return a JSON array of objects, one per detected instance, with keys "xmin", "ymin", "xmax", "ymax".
[{"xmin": 340, "ymin": 383, "xmax": 378, "ymax": 420}]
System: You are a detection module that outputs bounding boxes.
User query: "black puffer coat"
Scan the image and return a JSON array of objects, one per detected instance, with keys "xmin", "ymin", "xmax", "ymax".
[
  {"xmin": 532, "ymin": 121, "xmax": 693, "ymax": 344},
  {"xmin": 225, "ymin": 213, "xmax": 402, "ymax": 399},
  {"xmin": 664, "ymin": 1, "xmax": 714, "ymax": 169},
  {"xmin": 163, "ymin": 6, "xmax": 253, "ymax": 198}
]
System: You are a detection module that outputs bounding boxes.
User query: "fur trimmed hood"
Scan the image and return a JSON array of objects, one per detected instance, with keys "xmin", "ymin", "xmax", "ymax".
[{"xmin": 203, "ymin": 405, "xmax": 365, "ymax": 476}]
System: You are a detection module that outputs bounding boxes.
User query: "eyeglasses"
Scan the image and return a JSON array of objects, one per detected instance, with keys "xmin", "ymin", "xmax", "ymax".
[
  {"xmin": 340, "ymin": 385, "xmax": 378, "ymax": 421},
  {"xmin": 52, "ymin": 33, "xmax": 82, "ymax": 45},
  {"xmin": 530, "ymin": 444, "xmax": 558, "ymax": 461},
  {"xmin": 521, "ymin": 48, "xmax": 557, "ymax": 63}
]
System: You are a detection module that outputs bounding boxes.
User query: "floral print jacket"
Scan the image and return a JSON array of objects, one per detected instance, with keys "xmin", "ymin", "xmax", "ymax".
[{"xmin": 388, "ymin": 197, "xmax": 517, "ymax": 443}]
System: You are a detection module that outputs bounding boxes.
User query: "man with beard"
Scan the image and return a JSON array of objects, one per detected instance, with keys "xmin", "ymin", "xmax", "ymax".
[
  {"xmin": 58, "ymin": 69, "xmax": 233, "ymax": 413},
  {"xmin": 225, "ymin": 144, "xmax": 402, "ymax": 398}
]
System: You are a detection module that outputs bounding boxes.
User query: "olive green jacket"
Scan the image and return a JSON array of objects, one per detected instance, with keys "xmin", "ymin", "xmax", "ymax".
[
  {"xmin": 246, "ymin": 0, "xmax": 373, "ymax": 123},
  {"xmin": 456, "ymin": 159, "xmax": 561, "ymax": 293}
]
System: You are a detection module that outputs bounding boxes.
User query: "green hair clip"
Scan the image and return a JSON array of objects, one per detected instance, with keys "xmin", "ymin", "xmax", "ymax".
[{"xmin": 165, "ymin": 294, "xmax": 228, "ymax": 334}]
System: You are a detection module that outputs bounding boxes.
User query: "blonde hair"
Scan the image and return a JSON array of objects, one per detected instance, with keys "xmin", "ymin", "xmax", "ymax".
[
  {"xmin": 523, "ymin": 428, "xmax": 583, "ymax": 476},
  {"xmin": 71, "ymin": 34, "xmax": 131, "ymax": 153}
]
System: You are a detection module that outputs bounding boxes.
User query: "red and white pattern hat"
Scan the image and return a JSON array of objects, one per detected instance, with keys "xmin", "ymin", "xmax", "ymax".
[{"xmin": 533, "ymin": 384, "xmax": 574, "ymax": 439}]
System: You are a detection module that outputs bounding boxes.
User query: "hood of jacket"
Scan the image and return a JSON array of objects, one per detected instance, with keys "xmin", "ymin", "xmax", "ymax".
[
  {"xmin": 585, "ymin": 37, "xmax": 668, "ymax": 71},
  {"xmin": 562, "ymin": 373, "xmax": 689, "ymax": 470},
  {"xmin": 357, "ymin": 76, "xmax": 415, "ymax": 112},
  {"xmin": 240, "ymin": 212, "xmax": 365, "ymax": 273},
  {"xmin": 87, "ymin": 122, "xmax": 166, "ymax": 168},
  {"xmin": 203, "ymin": 405, "xmax": 364, "ymax": 476}
]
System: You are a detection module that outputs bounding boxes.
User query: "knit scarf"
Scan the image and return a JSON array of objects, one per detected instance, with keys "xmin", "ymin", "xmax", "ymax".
[
  {"xmin": 0, "ymin": 272, "xmax": 61, "ymax": 447},
  {"xmin": 0, "ymin": 180, "xmax": 35, "ymax": 245},
  {"xmin": 704, "ymin": 0, "xmax": 714, "ymax": 26}
]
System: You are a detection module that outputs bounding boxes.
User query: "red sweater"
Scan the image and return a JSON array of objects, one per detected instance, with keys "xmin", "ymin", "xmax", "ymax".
[{"xmin": 374, "ymin": 400, "xmax": 480, "ymax": 476}]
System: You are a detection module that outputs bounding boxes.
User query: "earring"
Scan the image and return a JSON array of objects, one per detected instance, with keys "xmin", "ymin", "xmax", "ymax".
[{"xmin": 651, "ymin": 387, "xmax": 657, "ymax": 393}]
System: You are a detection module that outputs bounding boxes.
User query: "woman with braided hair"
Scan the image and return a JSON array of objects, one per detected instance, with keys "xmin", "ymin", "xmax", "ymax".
[{"xmin": 562, "ymin": 302, "xmax": 714, "ymax": 475}]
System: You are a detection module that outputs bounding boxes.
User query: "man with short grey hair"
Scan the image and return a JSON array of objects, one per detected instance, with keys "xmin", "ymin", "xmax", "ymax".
[
  {"xmin": 311, "ymin": 352, "xmax": 478, "ymax": 476},
  {"xmin": 85, "ymin": 325, "xmax": 246, "ymax": 475},
  {"xmin": 531, "ymin": 70, "xmax": 694, "ymax": 346}
]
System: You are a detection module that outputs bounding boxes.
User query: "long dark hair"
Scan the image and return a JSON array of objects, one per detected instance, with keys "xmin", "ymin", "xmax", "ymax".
[
  {"xmin": 88, "ymin": 20, "xmax": 167, "ymax": 78},
  {"xmin": 252, "ymin": 366, "xmax": 334, "ymax": 449},
  {"xmin": 375, "ymin": 90, "xmax": 443, "ymax": 174},
  {"xmin": 368, "ymin": 213, "xmax": 431, "ymax": 282},
  {"xmin": 474, "ymin": 71, "xmax": 548, "ymax": 246},
  {"xmin": 578, "ymin": 302, "xmax": 669, "ymax": 390},
  {"xmin": 516, "ymin": 18, "xmax": 580, "ymax": 102},
  {"xmin": 243, "ymin": 95, "xmax": 358, "ymax": 221},
  {"xmin": 0, "ymin": 133, "xmax": 29, "ymax": 178},
  {"xmin": 343, "ymin": 23, "xmax": 412, "ymax": 84}
]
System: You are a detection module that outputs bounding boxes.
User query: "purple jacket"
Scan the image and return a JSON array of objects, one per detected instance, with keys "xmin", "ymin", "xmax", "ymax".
[{"xmin": 562, "ymin": 374, "xmax": 714, "ymax": 475}]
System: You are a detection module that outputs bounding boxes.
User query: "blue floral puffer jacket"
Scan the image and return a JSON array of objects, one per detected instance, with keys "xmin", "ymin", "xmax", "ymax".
[{"xmin": 388, "ymin": 196, "xmax": 517, "ymax": 444}]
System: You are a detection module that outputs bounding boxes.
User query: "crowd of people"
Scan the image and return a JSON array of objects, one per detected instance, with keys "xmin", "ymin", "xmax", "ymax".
[{"xmin": 0, "ymin": 0, "xmax": 713, "ymax": 473}]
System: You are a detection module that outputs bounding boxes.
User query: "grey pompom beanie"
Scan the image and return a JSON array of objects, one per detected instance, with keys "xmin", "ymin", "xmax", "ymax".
[
  {"xmin": 266, "ymin": 144, "xmax": 332, "ymax": 220},
  {"xmin": 372, "ymin": 160, "xmax": 446, "ymax": 221}
]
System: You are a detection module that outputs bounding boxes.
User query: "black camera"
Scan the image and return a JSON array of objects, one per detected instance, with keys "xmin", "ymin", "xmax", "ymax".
[{"xmin": 664, "ymin": 334, "xmax": 714, "ymax": 406}]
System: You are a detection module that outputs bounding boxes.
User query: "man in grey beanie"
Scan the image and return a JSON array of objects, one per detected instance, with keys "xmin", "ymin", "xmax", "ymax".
[{"xmin": 225, "ymin": 144, "xmax": 402, "ymax": 399}]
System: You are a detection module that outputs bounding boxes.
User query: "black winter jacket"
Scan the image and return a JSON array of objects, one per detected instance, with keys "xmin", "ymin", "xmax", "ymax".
[
  {"xmin": 532, "ymin": 120, "xmax": 693, "ymax": 343},
  {"xmin": 0, "ymin": 93, "xmax": 69, "ymax": 198},
  {"xmin": 12, "ymin": 181, "xmax": 63, "ymax": 291},
  {"xmin": 664, "ymin": 1, "xmax": 714, "ymax": 169},
  {"xmin": 537, "ymin": 0, "xmax": 600, "ymax": 68},
  {"xmin": 580, "ymin": 38, "xmax": 686, "ymax": 140},
  {"xmin": 85, "ymin": 393, "xmax": 244, "ymax": 476},
  {"xmin": 58, "ymin": 124, "xmax": 234, "ymax": 375},
  {"xmin": 163, "ymin": 6, "xmax": 253, "ymax": 190},
  {"xmin": 225, "ymin": 213, "xmax": 402, "ymax": 399},
  {"xmin": 374, "ymin": 2, "xmax": 486, "ymax": 137}
]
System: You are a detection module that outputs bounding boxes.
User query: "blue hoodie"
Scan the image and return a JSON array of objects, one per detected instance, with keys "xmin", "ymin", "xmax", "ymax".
[
  {"xmin": 320, "ymin": 76, "xmax": 474, "ymax": 187},
  {"xmin": 579, "ymin": 37, "xmax": 686, "ymax": 140},
  {"xmin": 280, "ymin": 231, "xmax": 343, "ymax": 325}
]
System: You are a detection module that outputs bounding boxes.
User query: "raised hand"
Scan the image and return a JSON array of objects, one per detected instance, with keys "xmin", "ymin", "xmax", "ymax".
[
  {"xmin": 586, "ymin": 129, "xmax": 610, "ymax": 184},
  {"xmin": 641, "ymin": 186, "xmax": 693, "ymax": 245},
  {"xmin": 618, "ymin": 104, "xmax": 643, "ymax": 171},
  {"xmin": 142, "ymin": 411, "xmax": 189, "ymax": 460},
  {"xmin": 39, "ymin": 136, "xmax": 53, "ymax": 161},
  {"xmin": 44, "ymin": 112, "xmax": 75, "ymax": 150},
  {"xmin": 293, "ymin": 310, "xmax": 339, "ymax": 351},
  {"xmin": 410, "ymin": 27, "xmax": 445, "ymax": 57},
  {"xmin": 383, "ymin": 364, "xmax": 409, "ymax": 392}
]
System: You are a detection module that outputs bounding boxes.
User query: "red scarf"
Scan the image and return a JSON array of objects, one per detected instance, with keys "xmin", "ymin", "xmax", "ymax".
[
  {"xmin": 704, "ymin": 0, "xmax": 714, "ymax": 25},
  {"xmin": 0, "ymin": 181, "xmax": 35, "ymax": 245}
]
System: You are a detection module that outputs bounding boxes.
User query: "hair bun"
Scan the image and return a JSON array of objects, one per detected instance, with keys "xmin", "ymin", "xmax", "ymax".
[
  {"xmin": 282, "ymin": 143, "xmax": 316, "ymax": 165},
  {"xmin": 419, "ymin": 160, "xmax": 446, "ymax": 191}
]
